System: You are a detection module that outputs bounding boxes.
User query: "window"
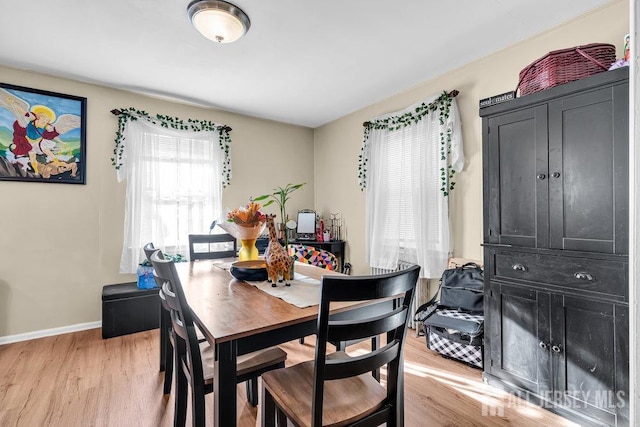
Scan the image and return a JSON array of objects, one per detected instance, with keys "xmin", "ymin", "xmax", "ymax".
[
  {"xmin": 117, "ymin": 118, "xmax": 226, "ymax": 273},
  {"xmin": 362, "ymin": 93, "xmax": 463, "ymax": 277}
]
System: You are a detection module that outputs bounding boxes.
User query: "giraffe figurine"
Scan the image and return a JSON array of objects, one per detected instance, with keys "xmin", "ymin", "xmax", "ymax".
[{"xmin": 264, "ymin": 214, "xmax": 293, "ymax": 287}]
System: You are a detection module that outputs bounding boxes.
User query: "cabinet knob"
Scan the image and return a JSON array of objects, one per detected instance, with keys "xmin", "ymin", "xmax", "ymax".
[
  {"xmin": 536, "ymin": 173, "xmax": 546, "ymax": 180},
  {"xmin": 574, "ymin": 272, "xmax": 594, "ymax": 281},
  {"xmin": 552, "ymin": 172, "xmax": 561, "ymax": 178},
  {"xmin": 552, "ymin": 345, "xmax": 562, "ymax": 354},
  {"xmin": 539, "ymin": 341, "xmax": 549, "ymax": 350},
  {"xmin": 512, "ymin": 263, "xmax": 527, "ymax": 272}
]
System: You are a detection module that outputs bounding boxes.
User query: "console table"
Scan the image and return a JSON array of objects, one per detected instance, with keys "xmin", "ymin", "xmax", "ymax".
[{"xmin": 256, "ymin": 238, "xmax": 346, "ymax": 271}]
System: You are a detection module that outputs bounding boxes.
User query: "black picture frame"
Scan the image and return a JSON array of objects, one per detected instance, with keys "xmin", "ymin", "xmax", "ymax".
[{"xmin": 0, "ymin": 83, "xmax": 87, "ymax": 184}]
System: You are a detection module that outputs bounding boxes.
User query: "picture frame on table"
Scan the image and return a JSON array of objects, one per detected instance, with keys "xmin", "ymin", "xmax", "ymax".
[{"xmin": 0, "ymin": 82, "xmax": 87, "ymax": 184}]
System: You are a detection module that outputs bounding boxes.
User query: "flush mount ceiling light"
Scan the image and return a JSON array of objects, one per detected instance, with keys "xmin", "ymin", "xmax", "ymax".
[{"xmin": 187, "ymin": 0, "xmax": 250, "ymax": 44}]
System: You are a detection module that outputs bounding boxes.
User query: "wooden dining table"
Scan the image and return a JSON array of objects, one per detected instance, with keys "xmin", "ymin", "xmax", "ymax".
[{"xmin": 175, "ymin": 259, "xmax": 379, "ymax": 426}]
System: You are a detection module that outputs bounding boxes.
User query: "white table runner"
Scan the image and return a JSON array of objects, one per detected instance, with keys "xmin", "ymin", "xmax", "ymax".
[
  {"xmin": 212, "ymin": 260, "xmax": 321, "ymax": 308},
  {"xmin": 246, "ymin": 272, "xmax": 321, "ymax": 308}
]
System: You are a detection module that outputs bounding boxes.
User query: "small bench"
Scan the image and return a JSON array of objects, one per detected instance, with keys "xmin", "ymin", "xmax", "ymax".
[{"xmin": 101, "ymin": 282, "xmax": 160, "ymax": 339}]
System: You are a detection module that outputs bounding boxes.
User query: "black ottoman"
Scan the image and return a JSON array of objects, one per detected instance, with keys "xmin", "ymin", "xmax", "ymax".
[{"xmin": 102, "ymin": 282, "xmax": 160, "ymax": 339}]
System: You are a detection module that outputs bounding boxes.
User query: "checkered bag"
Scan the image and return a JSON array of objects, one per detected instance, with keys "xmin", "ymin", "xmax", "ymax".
[
  {"xmin": 426, "ymin": 325, "xmax": 483, "ymax": 368},
  {"xmin": 423, "ymin": 308, "xmax": 484, "ymax": 368}
]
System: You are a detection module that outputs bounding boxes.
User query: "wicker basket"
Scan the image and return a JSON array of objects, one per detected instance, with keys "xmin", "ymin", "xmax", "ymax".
[{"xmin": 517, "ymin": 43, "xmax": 616, "ymax": 96}]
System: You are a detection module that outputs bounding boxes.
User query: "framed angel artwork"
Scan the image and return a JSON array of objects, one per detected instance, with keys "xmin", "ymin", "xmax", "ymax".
[{"xmin": 0, "ymin": 83, "xmax": 87, "ymax": 184}]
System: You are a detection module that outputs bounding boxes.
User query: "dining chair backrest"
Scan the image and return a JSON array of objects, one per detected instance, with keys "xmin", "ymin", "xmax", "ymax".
[
  {"xmin": 150, "ymin": 250, "xmax": 206, "ymax": 389},
  {"xmin": 312, "ymin": 264, "xmax": 420, "ymax": 426},
  {"xmin": 188, "ymin": 233, "xmax": 237, "ymax": 260},
  {"xmin": 143, "ymin": 242, "xmax": 166, "ymax": 290},
  {"xmin": 288, "ymin": 244, "xmax": 339, "ymax": 271},
  {"xmin": 143, "ymin": 242, "xmax": 157, "ymax": 263},
  {"xmin": 144, "ymin": 243, "xmax": 173, "ymax": 394}
]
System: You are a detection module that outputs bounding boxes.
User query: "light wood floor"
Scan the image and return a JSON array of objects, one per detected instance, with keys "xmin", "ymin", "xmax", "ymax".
[{"xmin": 0, "ymin": 328, "xmax": 577, "ymax": 426}]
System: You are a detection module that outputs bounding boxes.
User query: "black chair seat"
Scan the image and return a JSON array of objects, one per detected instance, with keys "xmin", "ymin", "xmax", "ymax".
[
  {"xmin": 262, "ymin": 359, "xmax": 386, "ymax": 427},
  {"xmin": 261, "ymin": 264, "xmax": 420, "ymax": 427}
]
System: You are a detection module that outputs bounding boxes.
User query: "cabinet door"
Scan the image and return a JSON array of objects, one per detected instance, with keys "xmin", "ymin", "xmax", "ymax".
[
  {"xmin": 484, "ymin": 105, "xmax": 549, "ymax": 247},
  {"xmin": 485, "ymin": 281, "xmax": 551, "ymax": 393},
  {"xmin": 550, "ymin": 294, "xmax": 629, "ymax": 426},
  {"xmin": 548, "ymin": 82, "xmax": 629, "ymax": 254}
]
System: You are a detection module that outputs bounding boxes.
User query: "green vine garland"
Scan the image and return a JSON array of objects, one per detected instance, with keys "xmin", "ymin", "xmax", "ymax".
[
  {"xmin": 111, "ymin": 107, "xmax": 232, "ymax": 187},
  {"xmin": 358, "ymin": 91, "xmax": 457, "ymax": 196}
]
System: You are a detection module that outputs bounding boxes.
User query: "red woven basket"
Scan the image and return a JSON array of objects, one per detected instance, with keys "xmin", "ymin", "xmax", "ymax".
[{"xmin": 517, "ymin": 43, "xmax": 616, "ymax": 96}]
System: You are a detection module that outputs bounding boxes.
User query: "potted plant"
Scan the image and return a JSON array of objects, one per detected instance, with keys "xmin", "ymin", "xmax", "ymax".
[{"xmin": 252, "ymin": 182, "xmax": 305, "ymax": 248}]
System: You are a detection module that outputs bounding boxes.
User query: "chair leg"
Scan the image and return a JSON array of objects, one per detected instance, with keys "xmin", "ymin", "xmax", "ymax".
[
  {"xmin": 192, "ymin": 381, "xmax": 207, "ymax": 427},
  {"xmin": 174, "ymin": 361, "xmax": 188, "ymax": 427},
  {"xmin": 163, "ymin": 336, "xmax": 174, "ymax": 394},
  {"xmin": 159, "ymin": 308, "xmax": 169, "ymax": 371},
  {"xmin": 246, "ymin": 378, "xmax": 259, "ymax": 407},
  {"xmin": 261, "ymin": 384, "xmax": 276, "ymax": 427},
  {"xmin": 276, "ymin": 408, "xmax": 287, "ymax": 427}
]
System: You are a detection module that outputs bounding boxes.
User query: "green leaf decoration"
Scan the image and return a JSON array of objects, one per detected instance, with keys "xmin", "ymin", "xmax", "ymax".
[
  {"xmin": 111, "ymin": 108, "xmax": 233, "ymax": 187},
  {"xmin": 358, "ymin": 91, "xmax": 458, "ymax": 197}
]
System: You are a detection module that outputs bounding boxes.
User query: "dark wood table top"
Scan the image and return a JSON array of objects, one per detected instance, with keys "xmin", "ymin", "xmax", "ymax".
[{"xmin": 175, "ymin": 260, "xmax": 357, "ymax": 345}]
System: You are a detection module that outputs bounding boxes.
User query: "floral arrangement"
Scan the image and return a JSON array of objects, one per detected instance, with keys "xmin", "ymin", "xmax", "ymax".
[
  {"xmin": 218, "ymin": 201, "xmax": 267, "ymax": 241},
  {"xmin": 226, "ymin": 201, "xmax": 266, "ymax": 227}
]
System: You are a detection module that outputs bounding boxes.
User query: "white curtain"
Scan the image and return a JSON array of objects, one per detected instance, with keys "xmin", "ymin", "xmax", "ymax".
[
  {"xmin": 364, "ymin": 94, "xmax": 463, "ymax": 278},
  {"xmin": 117, "ymin": 119, "xmax": 224, "ymax": 273}
]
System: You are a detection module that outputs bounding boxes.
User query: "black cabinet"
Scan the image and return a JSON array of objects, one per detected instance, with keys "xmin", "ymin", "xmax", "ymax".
[
  {"xmin": 485, "ymin": 248, "xmax": 629, "ymax": 425},
  {"xmin": 546, "ymin": 83, "xmax": 629, "ymax": 254},
  {"xmin": 484, "ymin": 105, "xmax": 549, "ymax": 248},
  {"xmin": 552, "ymin": 293, "xmax": 629, "ymax": 425},
  {"xmin": 481, "ymin": 68, "xmax": 629, "ymax": 427},
  {"xmin": 485, "ymin": 280, "xmax": 552, "ymax": 395},
  {"xmin": 483, "ymin": 68, "xmax": 628, "ymax": 255}
]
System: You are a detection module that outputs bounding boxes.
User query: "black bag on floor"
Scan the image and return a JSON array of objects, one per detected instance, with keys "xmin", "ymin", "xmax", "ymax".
[
  {"xmin": 414, "ymin": 262, "xmax": 485, "ymax": 368},
  {"xmin": 439, "ymin": 262, "xmax": 484, "ymax": 314},
  {"xmin": 414, "ymin": 262, "xmax": 484, "ymax": 322}
]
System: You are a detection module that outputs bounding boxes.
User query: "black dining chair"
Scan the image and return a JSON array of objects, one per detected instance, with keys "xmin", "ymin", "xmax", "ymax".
[
  {"xmin": 188, "ymin": 233, "xmax": 237, "ymax": 260},
  {"xmin": 143, "ymin": 242, "xmax": 175, "ymax": 395},
  {"xmin": 260, "ymin": 263, "xmax": 420, "ymax": 427},
  {"xmin": 150, "ymin": 250, "xmax": 287, "ymax": 426}
]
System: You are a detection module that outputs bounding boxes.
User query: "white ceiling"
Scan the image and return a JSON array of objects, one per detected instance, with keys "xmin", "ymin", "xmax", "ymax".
[{"xmin": 0, "ymin": 0, "xmax": 614, "ymax": 128}]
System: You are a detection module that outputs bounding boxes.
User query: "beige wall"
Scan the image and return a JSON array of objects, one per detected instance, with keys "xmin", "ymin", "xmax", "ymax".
[
  {"xmin": 314, "ymin": 0, "xmax": 629, "ymax": 276},
  {"xmin": 0, "ymin": 0, "xmax": 629, "ymax": 338},
  {"xmin": 0, "ymin": 68, "xmax": 314, "ymax": 338}
]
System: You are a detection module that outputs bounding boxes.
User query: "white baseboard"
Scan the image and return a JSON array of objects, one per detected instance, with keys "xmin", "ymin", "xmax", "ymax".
[{"xmin": 0, "ymin": 321, "xmax": 102, "ymax": 345}]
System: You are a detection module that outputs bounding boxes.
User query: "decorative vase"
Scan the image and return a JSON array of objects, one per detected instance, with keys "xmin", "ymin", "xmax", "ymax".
[
  {"xmin": 217, "ymin": 220, "xmax": 266, "ymax": 261},
  {"xmin": 239, "ymin": 238, "xmax": 259, "ymax": 261}
]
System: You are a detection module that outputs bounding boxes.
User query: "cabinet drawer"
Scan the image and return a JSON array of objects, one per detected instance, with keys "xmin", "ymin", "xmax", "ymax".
[{"xmin": 490, "ymin": 251, "xmax": 628, "ymax": 300}]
